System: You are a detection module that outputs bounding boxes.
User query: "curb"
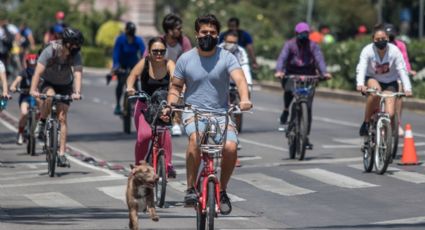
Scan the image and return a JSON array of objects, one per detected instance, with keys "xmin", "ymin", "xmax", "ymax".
[{"xmin": 257, "ymin": 80, "xmax": 425, "ymax": 112}]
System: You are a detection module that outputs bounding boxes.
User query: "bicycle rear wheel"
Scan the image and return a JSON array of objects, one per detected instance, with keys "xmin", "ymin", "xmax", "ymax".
[
  {"xmin": 26, "ymin": 110, "xmax": 36, "ymax": 155},
  {"xmin": 374, "ymin": 119, "xmax": 392, "ymax": 174},
  {"xmin": 362, "ymin": 136, "xmax": 374, "ymax": 172},
  {"xmin": 391, "ymin": 113, "xmax": 399, "ymax": 159},
  {"xmin": 155, "ymin": 151, "xmax": 167, "ymax": 208},
  {"xmin": 123, "ymin": 96, "xmax": 131, "ymax": 134},
  {"xmin": 47, "ymin": 121, "xmax": 58, "ymax": 177},
  {"xmin": 207, "ymin": 180, "xmax": 216, "ymax": 230},
  {"xmin": 297, "ymin": 102, "xmax": 308, "ymax": 161}
]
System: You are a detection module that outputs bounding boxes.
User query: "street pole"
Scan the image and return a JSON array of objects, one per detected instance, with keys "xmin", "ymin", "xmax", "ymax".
[
  {"xmin": 377, "ymin": 0, "xmax": 383, "ymax": 24},
  {"xmin": 307, "ymin": 0, "xmax": 314, "ymax": 24},
  {"xmin": 420, "ymin": 0, "xmax": 424, "ymax": 38}
]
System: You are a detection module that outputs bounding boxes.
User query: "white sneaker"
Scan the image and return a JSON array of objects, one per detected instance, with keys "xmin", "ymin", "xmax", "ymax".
[
  {"xmin": 16, "ymin": 133, "xmax": 24, "ymax": 145},
  {"xmin": 399, "ymin": 125, "xmax": 404, "ymax": 137},
  {"xmin": 171, "ymin": 124, "xmax": 182, "ymax": 136}
]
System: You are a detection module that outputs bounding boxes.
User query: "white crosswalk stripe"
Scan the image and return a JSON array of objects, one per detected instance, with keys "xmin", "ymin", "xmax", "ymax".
[
  {"xmin": 292, "ymin": 168, "xmax": 378, "ymax": 188},
  {"xmin": 349, "ymin": 164, "xmax": 425, "ymax": 184},
  {"xmin": 97, "ymin": 185, "xmax": 126, "ymax": 202},
  {"xmin": 25, "ymin": 192, "xmax": 85, "ymax": 208},
  {"xmin": 233, "ymin": 173, "xmax": 315, "ymax": 196}
]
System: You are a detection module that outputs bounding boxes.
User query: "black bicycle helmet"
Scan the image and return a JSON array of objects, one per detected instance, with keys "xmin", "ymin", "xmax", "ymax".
[
  {"xmin": 62, "ymin": 27, "xmax": 84, "ymax": 46},
  {"xmin": 384, "ymin": 23, "xmax": 396, "ymax": 40},
  {"xmin": 125, "ymin": 22, "xmax": 136, "ymax": 35}
]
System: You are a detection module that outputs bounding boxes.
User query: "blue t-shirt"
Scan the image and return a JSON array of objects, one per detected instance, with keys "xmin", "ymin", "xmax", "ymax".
[
  {"xmin": 174, "ymin": 47, "xmax": 241, "ymax": 112},
  {"xmin": 112, "ymin": 34, "xmax": 145, "ymax": 69},
  {"xmin": 219, "ymin": 29, "xmax": 253, "ymax": 48}
]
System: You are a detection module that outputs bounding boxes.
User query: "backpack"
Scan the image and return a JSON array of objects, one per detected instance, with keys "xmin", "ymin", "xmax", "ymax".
[
  {"xmin": 144, "ymin": 89, "xmax": 170, "ymax": 126},
  {"xmin": 0, "ymin": 25, "xmax": 14, "ymax": 55}
]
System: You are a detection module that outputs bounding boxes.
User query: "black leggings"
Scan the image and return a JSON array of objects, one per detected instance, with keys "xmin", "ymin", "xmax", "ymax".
[{"xmin": 115, "ymin": 73, "xmax": 127, "ymax": 107}]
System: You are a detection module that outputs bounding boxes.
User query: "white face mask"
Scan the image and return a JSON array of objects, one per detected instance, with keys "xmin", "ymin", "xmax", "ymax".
[{"xmin": 223, "ymin": 42, "xmax": 238, "ymax": 53}]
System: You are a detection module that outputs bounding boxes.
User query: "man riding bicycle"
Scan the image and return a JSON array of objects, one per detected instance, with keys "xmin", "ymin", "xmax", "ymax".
[
  {"xmin": 111, "ymin": 22, "xmax": 145, "ymax": 115},
  {"xmin": 162, "ymin": 14, "xmax": 252, "ymax": 215},
  {"xmin": 30, "ymin": 27, "xmax": 84, "ymax": 167},
  {"xmin": 356, "ymin": 24, "xmax": 412, "ymax": 136},
  {"xmin": 275, "ymin": 22, "xmax": 331, "ymax": 150}
]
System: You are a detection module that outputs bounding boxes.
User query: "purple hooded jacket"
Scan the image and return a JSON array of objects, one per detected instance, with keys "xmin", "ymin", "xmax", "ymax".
[{"xmin": 275, "ymin": 38, "xmax": 327, "ymax": 75}]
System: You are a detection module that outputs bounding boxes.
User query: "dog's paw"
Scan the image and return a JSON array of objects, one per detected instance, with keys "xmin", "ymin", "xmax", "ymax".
[{"xmin": 151, "ymin": 216, "xmax": 159, "ymax": 222}]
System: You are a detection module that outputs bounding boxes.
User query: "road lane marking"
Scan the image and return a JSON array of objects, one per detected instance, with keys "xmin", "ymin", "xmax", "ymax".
[
  {"xmin": 0, "ymin": 169, "xmax": 46, "ymax": 176},
  {"xmin": 0, "ymin": 175, "xmax": 123, "ymax": 188},
  {"xmin": 25, "ymin": 192, "xmax": 85, "ymax": 208},
  {"xmin": 322, "ymin": 145, "xmax": 359, "ymax": 149},
  {"xmin": 374, "ymin": 216, "xmax": 425, "ymax": 225},
  {"xmin": 238, "ymin": 137, "xmax": 287, "ymax": 152},
  {"xmin": 292, "ymin": 168, "xmax": 378, "ymax": 188},
  {"xmin": 233, "ymin": 173, "xmax": 315, "ymax": 196},
  {"xmin": 98, "ymin": 185, "xmax": 126, "ymax": 202},
  {"xmin": 0, "ymin": 173, "xmax": 42, "ymax": 181},
  {"xmin": 241, "ymin": 157, "xmax": 361, "ymax": 169},
  {"xmin": 168, "ymin": 180, "xmax": 246, "ymax": 202},
  {"xmin": 349, "ymin": 164, "xmax": 425, "ymax": 184}
]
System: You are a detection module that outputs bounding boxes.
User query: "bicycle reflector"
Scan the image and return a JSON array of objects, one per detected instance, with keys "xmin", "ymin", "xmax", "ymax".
[{"xmin": 0, "ymin": 98, "xmax": 8, "ymax": 110}]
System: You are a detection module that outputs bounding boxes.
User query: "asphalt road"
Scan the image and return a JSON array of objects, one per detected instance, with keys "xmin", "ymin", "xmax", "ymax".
[{"xmin": 1, "ymin": 70, "xmax": 425, "ymax": 230}]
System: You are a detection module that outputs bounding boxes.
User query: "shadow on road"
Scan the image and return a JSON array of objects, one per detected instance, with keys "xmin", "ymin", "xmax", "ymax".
[{"xmin": 67, "ymin": 131, "xmax": 136, "ymax": 143}]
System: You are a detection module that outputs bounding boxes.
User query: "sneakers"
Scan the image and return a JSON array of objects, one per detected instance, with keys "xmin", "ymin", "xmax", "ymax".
[
  {"xmin": 184, "ymin": 187, "xmax": 197, "ymax": 206},
  {"xmin": 167, "ymin": 165, "xmax": 177, "ymax": 179},
  {"xmin": 280, "ymin": 110, "xmax": 289, "ymax": 125},
  {"xmin": 219, "ymin": 190, "xmax": 232, "ymax": 215},
  {"xmin": 114, "ymin": 105, "xmax": 121, "ymax": 115},
  {"xmin": 171, "ymin": 124, "xmax": 182, "ymax": 136},
  {"xmin": 105, "ymin": 73, "xmax": 112, "ymax": 85},
  {"xmin": 35, "ymin": 120, "xmax": 46, "ymax": 139},
  {"xmin": 359, "ymin": 122, "xmax": 369, "ymax": 136},
  {"xmin": 399, "ymin": 125, "xmax": 404, "ymax": 137},
  {"xmin": 57, "ymin": 155, "xmax": 71, "ymax": 168},
  {"xmin": 305, "ymin": 137, "xmax": 313, "ymax": 150},
  {"xmin": 16, "ymin": 133, "xmax": 24, "ymax": 145}
]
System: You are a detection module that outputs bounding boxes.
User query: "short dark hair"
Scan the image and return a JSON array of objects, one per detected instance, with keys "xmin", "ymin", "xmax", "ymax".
[
  {"xmin": 195, "ymin": 14, "xmax": 221, "ymax": 34},
  {"xmin": 224, "ymin": 30, "xmax": 239, "ymax": 39},
  {"xmin": 228, "ymin": 17, "xmax": 239, "ymax": 26},
  {"xmin": 148, "ymin": 36, "xmax": 166, "ymax": 51},
  {"xmin": 162, "ymin": 13, "xmax": 182, "ymax": 33},
  {"xmin": 372, "ymin": 23, "xmax": 387, "ymax": 37}
]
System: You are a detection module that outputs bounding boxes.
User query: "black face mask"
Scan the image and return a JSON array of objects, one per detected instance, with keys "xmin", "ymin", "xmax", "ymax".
[
  {"xmin": 197, "ymin": 35, "xmax": 218, "ymax": 51},
  {"xmin": 374, "ymin": 40, "xmax": 388, "ymax": 50},
  {"xmin": 26, "ymin": 67, "xmax": 35, "ymax": 76},
  {"xmin": 296, "ymin": 33, "xmax": 309, "ymax": 43},
  {"xmin": 70, "ymin": 47, "xmax": 80, "ymax": 56}
]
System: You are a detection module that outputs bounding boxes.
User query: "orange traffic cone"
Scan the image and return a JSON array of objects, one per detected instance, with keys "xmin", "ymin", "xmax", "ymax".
[{"xmin": 399, "ymin": 123, "xmax": 420, "ymax": 165}]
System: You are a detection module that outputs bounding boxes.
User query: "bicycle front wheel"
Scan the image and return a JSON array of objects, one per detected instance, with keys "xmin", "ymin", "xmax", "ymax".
[
  {"xmin": 47, "ymin": 121, "xmax": 58, "ymax": 177},
  {"xmin": 207, "ymin": 180, "xmax": 216, "ymax": 230},
  {"xmin": 155, "ymin": 151, "xmax": 167, "ymax": 208},
  {"xmin": 297, "ymin": 102, "xmax": 308, "ymax": 161},
  {"xmin": 374, "ymin": 119, "xmax": 392, "ymax": 175},
  {"xmin": 362, "ymin": 136, "xmax": 374, "ymax": 172},
  {"xmin": 196, "ymin": 177, "xmax": 206, "ymax": 230}
]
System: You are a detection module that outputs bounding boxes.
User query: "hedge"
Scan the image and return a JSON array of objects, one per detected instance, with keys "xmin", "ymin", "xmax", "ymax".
[{"xmin": 81, "ymin": 46, "xmax": 109, "ymax": 68}]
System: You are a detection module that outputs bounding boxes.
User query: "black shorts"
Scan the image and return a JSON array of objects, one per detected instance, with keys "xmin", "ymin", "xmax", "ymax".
[
  {"xmin": 40, "ymin": 81, "xmax": 73, "ymax": 105},
  {"xmin": 366, "ymin": 77, "xmax": 399, "ymax": 92}
]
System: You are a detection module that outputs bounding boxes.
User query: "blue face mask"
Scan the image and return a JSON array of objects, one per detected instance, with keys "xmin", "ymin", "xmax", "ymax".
[{"xmin": 296, "ymin": 32, "xmax": 309, "ymax": 42}]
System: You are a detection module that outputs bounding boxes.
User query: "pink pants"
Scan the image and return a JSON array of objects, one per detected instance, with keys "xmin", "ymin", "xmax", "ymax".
[{"xmin": 134, "ymin": 100, "xmax": 173, "ymax": 167}]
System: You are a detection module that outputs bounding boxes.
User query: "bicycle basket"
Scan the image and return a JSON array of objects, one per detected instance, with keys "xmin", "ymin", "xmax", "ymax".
[{"xmin": 144, "ymin": 89, "xmax": 170, "ymax": 126}]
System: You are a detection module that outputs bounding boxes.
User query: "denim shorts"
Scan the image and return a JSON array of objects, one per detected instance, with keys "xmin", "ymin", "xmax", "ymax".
[{"xmin": 182, "ymin": 111, "xmax": 238, "ymax": 144}]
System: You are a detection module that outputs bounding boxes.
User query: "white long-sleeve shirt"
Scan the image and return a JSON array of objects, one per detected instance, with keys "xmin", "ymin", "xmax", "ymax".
[
  {"xmin": 218, "ymin": 44, "xmax": 252, "ymax": 85},
  {"xmin": 356, "ymin": 43, "xmax": 412, "ymax": 92}
]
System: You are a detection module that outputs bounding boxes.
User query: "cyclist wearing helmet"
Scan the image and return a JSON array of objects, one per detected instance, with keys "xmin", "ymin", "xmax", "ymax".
[
  {"xmin": 275, "ymin": 22, "xmax": 331, "ymax": 150},
  {"xmin": 10, "ymin": 54, "xmax": 38, "ymax": 144},
  {"xmin": 111, "ymin": 22, "xmax": 146, "ymax": 115},
  {"xmin": 384, "ymin": 23, "xmax": 416, "ymax": 136},
  {"xmin": 356, "ymin": 24, "xmax": 412, "ymax": 136},
  {"xmin": 30, "ymin": 27, "xmax": 84, "ymax": 167}
]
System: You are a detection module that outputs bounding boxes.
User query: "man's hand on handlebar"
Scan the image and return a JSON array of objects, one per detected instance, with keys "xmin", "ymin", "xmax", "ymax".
[
  {"xmin": 405, "ymin": 91, "xmax": 413, "ymax": 97},
  {"xmin": 239, "ymin": 100, "xmax": 253, "ymax": 111},
  {"xmin": 72, "ymin": 92, "xmax": 82, "ymax": 100},
  {"xmin": 160, "ymin": 106, "xmax": 172, "ymax": 123},
  {"xmin": 356, "ymin": 85, "xmax": 367, "ymax": 93}
]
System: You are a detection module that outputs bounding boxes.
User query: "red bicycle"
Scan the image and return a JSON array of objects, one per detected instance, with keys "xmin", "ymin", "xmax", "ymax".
[
  {"xmin": 172, "ymin": 104, "xmax": 240, "ymax": 230},
  {"xmin": 129, "ymin": 91, "xmax": 170, "ymax": 208}
]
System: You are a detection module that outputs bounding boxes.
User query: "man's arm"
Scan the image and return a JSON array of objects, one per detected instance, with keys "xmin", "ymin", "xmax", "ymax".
[
  {"xmin": 112, "ymin": 37, "xmax": 121, "ymax": 70},
  {"xmin": 167, "ymin": 77, "xmax": 184, "ymax": 106},
  {"xmin": 10, "ymin": 76, "xmax": 22, "ymax": 92},
  {"xmin": 246, "ymin": 44, "xmax": 258, "ymax": 69},
  {"xmin": 0, "ymin": 72, "xmax": 8, "ymax": 96},
  {"xmin": 230, "ymin": 68, "xmax": 251, "ymax": 110},
  {"xmin": 30, "ymin": 63, "xmax": 45, "ymax": 97}
]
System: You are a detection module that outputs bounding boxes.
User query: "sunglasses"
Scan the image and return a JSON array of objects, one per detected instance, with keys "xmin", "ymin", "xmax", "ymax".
[{"xmin": 151, "ymin": 49, "xmax": 166, "ymax": 56}]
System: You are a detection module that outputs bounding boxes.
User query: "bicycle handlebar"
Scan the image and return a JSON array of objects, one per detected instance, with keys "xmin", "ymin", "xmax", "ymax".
[
  {"xmin": 128, "ymin": 91, "xmax": 150, "ymax": 101},
  {"xmin": 287, "ymin": 75, "xmax": 327, "ymax": 81},
  {"xmin": 39, "ymin": 94, "xmax": 74, "ymax": 102},
  {"xmin": 364, "ymin": 88, "xmax": 405, "ymax": 98}
]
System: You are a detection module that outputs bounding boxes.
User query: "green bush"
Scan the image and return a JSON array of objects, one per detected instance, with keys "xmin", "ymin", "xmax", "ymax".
[{"xmin": 82, "ymin": 46, "xmax": 108, "ymax": 68}]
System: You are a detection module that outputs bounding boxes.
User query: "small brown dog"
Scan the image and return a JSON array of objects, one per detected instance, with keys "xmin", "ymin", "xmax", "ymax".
[{"xmin": 126, "ymin": 160, "xmax": 159, "ymax": 230}]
